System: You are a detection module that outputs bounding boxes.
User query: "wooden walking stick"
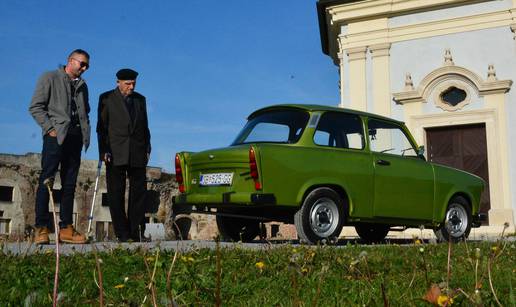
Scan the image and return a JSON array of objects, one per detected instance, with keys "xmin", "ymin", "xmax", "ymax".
[{"xmin": 44, "ymin": 177, "xmax": 60, "ymax": 307}]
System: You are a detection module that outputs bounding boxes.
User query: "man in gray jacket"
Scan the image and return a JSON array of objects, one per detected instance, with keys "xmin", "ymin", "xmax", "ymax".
[{"xmin": 29, "ymin": 49, "xmax": 91, "ymax": 244}]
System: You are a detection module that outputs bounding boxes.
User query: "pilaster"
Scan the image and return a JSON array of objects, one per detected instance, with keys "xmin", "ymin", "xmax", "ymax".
[
  {"xmin": 484, "ymin": 93, "xmax": 513, "ymax": 225},
  {"xmin": 346, "ymin": 46, "xmax": 368, "ymax": 111},
  {"xmin": 369, "ymin": 43, "xmax": 391, "ymax": 117}
]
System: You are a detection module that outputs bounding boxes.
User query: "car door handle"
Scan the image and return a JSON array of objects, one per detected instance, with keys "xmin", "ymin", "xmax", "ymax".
[{"xmin": 376, "ymin": 159, "xmax": 391, "ymax": 166}]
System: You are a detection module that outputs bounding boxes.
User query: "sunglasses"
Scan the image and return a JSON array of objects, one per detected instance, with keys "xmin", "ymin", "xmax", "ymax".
[{"xmin": 71, "ymin": 58, "xmax": 89, "ymax": 69}]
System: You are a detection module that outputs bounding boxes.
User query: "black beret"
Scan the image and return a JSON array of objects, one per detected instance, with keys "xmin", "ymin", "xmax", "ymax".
[{"xmin": 116, "ymin": 68, "xmax": 138, "ymax": 80}]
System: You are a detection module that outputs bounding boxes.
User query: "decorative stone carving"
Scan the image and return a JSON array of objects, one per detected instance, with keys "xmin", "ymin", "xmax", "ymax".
[
  {"xmin": 393, "ymin": 59, "xmax": 512, "ymax": 105},
  {"xmin": 487, "ymin": 64, "xmax": 497, "ymax": 81},
  {"xmin": 444, "ymin": 49, "xmax": 454, "ymax": 66},
  {"xmin": 404, "ymin": 73, "xmax": 415, "ymax": 91}
]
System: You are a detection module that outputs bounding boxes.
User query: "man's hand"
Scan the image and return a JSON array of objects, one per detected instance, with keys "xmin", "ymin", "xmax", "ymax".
[
  {"xmin": 48, "ymin": 129, "xmax": 57, "ymax": 137},
  {"xmin": 103, "ymin": 153, "xmax": 112, "ymax": 163}
]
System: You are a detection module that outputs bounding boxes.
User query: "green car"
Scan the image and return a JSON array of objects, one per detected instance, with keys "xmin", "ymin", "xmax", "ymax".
[{"xmin": 173, "ymin": 104, "xmax": 485, "ymax": 244}]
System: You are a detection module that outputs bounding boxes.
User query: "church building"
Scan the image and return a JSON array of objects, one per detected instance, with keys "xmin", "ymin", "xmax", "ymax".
[{"xmin": 317, "ymin": 0, "xmax": 516, "ymax": 234}]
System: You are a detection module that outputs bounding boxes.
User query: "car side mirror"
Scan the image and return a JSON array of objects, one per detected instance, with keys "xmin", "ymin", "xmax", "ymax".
[
  {"xmin": 368, "ymin": 128, "xmax": 377, "ymax": 140},
  {"xmin": 417, "ymin": 145, "xmax": 426, "ymax": 160}
]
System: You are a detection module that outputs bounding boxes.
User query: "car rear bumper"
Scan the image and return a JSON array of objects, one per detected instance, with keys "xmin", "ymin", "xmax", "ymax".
[{"xmin": 173, "ymin": 192, "xmax": 276, "ymax": 207}]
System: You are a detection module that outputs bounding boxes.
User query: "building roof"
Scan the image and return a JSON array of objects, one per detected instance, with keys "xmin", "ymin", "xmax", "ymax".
[{"xmin": 316, "ymin": 0, "xmax": 363, "ymax": 55}]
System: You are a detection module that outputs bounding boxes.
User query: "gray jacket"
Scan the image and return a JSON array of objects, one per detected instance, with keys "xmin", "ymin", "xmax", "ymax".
[{"xmin": 29, "ymin": 67, "xmax": 91, "ymax": 150}]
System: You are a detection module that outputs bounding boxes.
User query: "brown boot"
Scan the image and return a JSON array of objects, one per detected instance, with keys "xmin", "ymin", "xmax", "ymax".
[
  {"xmin": 59, "ymin": 225, "xmax": 87, "ymax": 244},
  {"xmin": 34, "ymin": 227, "xmax": 50, "ymax": 245}
]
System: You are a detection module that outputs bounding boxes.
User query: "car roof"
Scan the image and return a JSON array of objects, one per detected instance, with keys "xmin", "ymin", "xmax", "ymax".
[{"xmin": 248, "ymin": 104, "xmax": 405, "ymax": 125}]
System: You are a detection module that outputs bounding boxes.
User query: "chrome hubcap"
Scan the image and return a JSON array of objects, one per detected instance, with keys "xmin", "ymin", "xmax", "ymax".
[
  {"xmin": 309, "ymin": 197, "xmax": 339, "ymax": 236},
  {"xmin": 445, "ymin": 203, "xmax": 468, "ymax": 237}
]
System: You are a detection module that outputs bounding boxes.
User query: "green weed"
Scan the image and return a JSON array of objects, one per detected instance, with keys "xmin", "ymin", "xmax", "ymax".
[{"xmin": 0, "ymin": 241, "xmax": 514, "ymax": 306}]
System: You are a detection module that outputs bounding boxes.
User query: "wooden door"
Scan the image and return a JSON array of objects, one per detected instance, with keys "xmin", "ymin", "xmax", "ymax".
[{"xmin": 426, "ymin": 124, "xmax": 490, "ymax": 224}]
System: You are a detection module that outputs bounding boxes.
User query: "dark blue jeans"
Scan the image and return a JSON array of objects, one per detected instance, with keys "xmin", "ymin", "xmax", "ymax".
[{"xmin": 35, "ymin": 133, "xmax": 83, "ymax": 229}]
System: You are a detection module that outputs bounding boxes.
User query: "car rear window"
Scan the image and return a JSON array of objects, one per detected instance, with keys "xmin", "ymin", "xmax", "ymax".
[{"xmin": 231, "ymin": 109, "xmax": 310, "ymax": 145}]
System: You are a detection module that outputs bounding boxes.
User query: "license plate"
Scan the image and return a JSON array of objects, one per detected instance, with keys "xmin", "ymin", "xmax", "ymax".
[{"xmin": 199, "ymin": 173, "xmax": 233, "ymax": 186}]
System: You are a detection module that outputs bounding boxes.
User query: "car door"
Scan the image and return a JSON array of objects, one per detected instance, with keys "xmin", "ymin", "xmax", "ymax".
[
  {"xmin": 312, "ymin": 112, "xmax": 374, "ymax": 217},
  {"xmin": 368, "ymin": 118, "xmax": 435, "ymax": 221}
]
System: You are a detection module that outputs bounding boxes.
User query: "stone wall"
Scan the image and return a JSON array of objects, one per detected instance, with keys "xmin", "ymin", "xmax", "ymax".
[
  {"xmin": 0, "ymin": 153, "xmax": 297, "ymax": 241},
  {"xmin": 0, "ymin": 153, "xmax": 172, "ymax": 240}
]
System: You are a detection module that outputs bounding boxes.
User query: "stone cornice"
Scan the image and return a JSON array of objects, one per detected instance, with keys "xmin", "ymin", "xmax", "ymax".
[
  {"xmin": 411, "ymin": 108, "xmax": 498, "ymax": 126},
  {"xmin": 340, "ymin": 9, "xmax": 514, "ymax": 50},
  {"xmin": 322, "ymin": 0, "xmax": 514, "ymax": 62},
  {"xmin": 328, "ymin": 0, "xmax": 494, "ymax": 24}
]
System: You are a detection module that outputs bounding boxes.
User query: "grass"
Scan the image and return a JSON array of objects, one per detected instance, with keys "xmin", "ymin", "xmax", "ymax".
[{"xmin": 0, "ymin": 239, "xmax": 514, "ymax": 306}]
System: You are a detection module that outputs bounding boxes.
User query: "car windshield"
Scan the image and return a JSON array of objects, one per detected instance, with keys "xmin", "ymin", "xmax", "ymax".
[{"xmin": 231, "ymin": 109, "xmax": 310, "ymax": 145}]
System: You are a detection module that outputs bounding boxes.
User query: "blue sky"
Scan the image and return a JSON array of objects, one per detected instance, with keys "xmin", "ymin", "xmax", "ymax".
[{"xmin": 0, "ymin": 1, "xmax": 339, "ymax": 172}]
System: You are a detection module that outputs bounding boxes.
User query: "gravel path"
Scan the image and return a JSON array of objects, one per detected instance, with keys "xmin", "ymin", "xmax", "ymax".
[{"xmin": 2, "ymin": 236, "xmax": 512, "ymax": 256}]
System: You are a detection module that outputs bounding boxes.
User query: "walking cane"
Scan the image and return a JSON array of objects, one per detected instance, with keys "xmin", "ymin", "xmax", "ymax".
[
  {"xmin": 87, "ymin": 160, "xmax": 102, "ymax": 240},
  {"xmin": 43, "ymin": 177, "xmax": 60, "ymax": 307}
]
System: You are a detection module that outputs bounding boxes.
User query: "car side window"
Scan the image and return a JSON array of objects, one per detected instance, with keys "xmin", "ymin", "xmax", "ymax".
[
  {"xmin": 368, "ymin": 119, "xmax": 417, "ymax": 157},
  {"xmin": 313, "ymin": 112, "xmax": 364, "ymax": 149}
]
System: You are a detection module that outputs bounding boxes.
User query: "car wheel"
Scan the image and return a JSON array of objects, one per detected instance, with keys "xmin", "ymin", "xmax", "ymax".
[
  {"xmin": 354, "ymin": 223, "xmax": 389, "ymax": 243},
  {"xmin": 216, "ymin": 215, "xmax": 261, "ymax": 242},
  {"xmin": 294, "ymin": 187, "xmax": 344, "ymax": 245},
  {"xmin": 434, "ymin": 196, "xmax": 472, "ymax": 242}
]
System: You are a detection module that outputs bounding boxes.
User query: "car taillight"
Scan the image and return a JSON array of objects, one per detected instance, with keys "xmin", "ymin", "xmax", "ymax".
[
  {"xmin": 249, "ymin": 146, "xmax": 261, "ymax": 190},
  {"xmin": 175, "ymin": 154, "xmax": 185, "ymax": 193}
]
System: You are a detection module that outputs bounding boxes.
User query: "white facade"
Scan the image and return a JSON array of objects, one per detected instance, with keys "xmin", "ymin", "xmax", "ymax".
[{"xmin": 320, "ymin": 0, "xmax": 516, "ymax": 234}]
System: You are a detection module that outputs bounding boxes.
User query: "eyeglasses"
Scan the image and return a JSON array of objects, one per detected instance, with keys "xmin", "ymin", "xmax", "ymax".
[{"xmin": 71, "ymin": 58, "xmax": 89, "ymax": 69}]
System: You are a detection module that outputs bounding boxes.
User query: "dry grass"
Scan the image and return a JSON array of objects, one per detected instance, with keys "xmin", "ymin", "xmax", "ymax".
[{"xmin": 0, "ymin": 235, "xmax": 514, "ymax": 306}]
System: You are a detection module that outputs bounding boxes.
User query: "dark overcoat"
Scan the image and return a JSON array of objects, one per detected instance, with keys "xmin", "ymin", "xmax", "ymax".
[{"xmin": 97, "ymin": 88, "xmax": 151, "ymax": 167}]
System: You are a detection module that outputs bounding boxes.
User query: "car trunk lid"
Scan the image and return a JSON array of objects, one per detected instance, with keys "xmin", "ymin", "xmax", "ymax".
[{"xmin": 186, "ymin": 145, "xmax": 256, "ymax": 193}]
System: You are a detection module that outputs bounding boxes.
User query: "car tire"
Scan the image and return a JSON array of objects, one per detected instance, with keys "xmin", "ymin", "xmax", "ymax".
[
  {"xmin": 434, "ymin": 196, "xmax": 472, "ymax": 242},
  {"xmin": 216, "ymin": 215, "xmax": 261, "ymax": 242},
  {"xmin": 354, "ymin": 223, "xmax": 389, "ymax": 243},
  {"xmin": 294, "ymin": 187, "xmax": 344, "ymax": 245}
]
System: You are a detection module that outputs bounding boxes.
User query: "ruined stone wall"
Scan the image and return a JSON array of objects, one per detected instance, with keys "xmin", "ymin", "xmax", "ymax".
[
  {"xmin": 0, "ymin": 153, "xmax": 297, "ymax": 241},
  {"xmin": 0, "ymin": 162, "xmax": 38, "ymax": 239},
  {"xmin": 0, "ymin": 153, "xmax": 170, "ymax": 240}
]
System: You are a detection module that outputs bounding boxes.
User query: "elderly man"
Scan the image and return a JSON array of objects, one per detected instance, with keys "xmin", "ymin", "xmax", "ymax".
[
  {"xmin": 29, "ymin": 49, "xmax": 91, "ymax": 244},
  {"xmin": 97, "ymin": 69, "xmax": 151, "ymax": 242}
]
